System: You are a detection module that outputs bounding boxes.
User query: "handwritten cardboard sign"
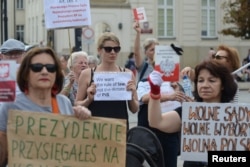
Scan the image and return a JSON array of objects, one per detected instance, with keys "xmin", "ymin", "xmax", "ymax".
[
  {"xmin": 0, "ymin": 61, "xmax": 16, "ymax": 102},
  {"xmin": 93, "ymin": 72, "xmax": 132, "ymax": 101},
  {"xmin": 154, "ymin": 45, "xmax": 180, "ymax": 82},
  {"xmin": 7, "ymin": 110, "xmax": 127, "ymax": 167},
  {"xmin": 181, "ymin": 102, "xmax": 250, "ymax": 162},
  {"xmin": 44, "ymin": 0, "xmax": 91, "ymax": 29}
]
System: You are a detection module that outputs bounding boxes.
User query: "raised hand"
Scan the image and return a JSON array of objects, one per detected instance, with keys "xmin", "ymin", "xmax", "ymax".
[
  {"xmin": 148, "ymin": 71, "xmax": 163, "ymax": 95},
  {"xmin": 133, "ymin": 20, "xmax": 141, "ymax": 33}
]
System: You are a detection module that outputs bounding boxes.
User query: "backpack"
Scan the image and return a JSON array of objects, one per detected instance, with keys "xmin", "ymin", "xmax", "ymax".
[{"xmin": 126, "ymin": 126, "xmax": 165, "ymax": 167}]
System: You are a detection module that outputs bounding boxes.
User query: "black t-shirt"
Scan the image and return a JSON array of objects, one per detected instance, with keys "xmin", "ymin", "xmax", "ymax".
[{"xmin": 175, "ymin": 106, "xmax": 182, "ymax": 119}]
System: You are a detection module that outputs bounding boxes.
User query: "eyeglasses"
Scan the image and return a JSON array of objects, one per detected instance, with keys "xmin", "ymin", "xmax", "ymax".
[
  {"xmin": 102, "ymin": 46, "xmax": 121, "ymax": 53},
  {"xmin": 212, "ymin": 54, "xmax": 228, "ymax": 60},
  {"xmin": 4, "ymin": 51, "xmax": 24, "ymax": 58},
  {"xmin": 29, "ymin": 63, "xmax": 56, "ymax": 73}
]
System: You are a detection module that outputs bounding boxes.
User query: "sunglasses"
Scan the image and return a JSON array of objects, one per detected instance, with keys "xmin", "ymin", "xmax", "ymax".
[
  {"xmin": 212, "ymin": 54, "xmax": 228, "ymax": 60},
  {"xmin": 30, "ymin": 63, "xmax": 56, "ymax": 73},
  {"xmin": 102, "ymin": 46, "xmax": 121, "ymax": 53}
]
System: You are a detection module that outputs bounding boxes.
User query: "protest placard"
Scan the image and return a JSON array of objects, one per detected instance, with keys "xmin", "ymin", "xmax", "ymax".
[
  {"xmin": 7, "ymin": 110, "xmax": 127, "ymax": 167},
  {"xmin": 154, "ymin": 45, "xmax": 180, "ymax": 82},
  {"xmin": 132, "ymin": 7, "xmax": 147, "ymax": 23},
  {"xmin": 0, "ymin": 61, "xmax": 16, "ymax": 102},
  {"xmin": 181, "ymin": 102, "xmax": 250, "ymax": 162},
  {"xmin": 44, "ymin": 0, "xmax": 91, "ymax": 29},
  {"xmin": 93, "ymin": 72, "xmax": 132, "ymax": 101}
]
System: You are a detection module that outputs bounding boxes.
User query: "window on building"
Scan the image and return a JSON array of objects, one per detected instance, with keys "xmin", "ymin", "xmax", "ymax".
[
  {"xmin": 16, "ymin": 25, "xmax": 24, "ymax": 42},
  {"xmin": 201, "ymin": 0, "xmax": 216, "ymax": 38},
  {"xmin": 158, "ymin": 0, "xmax": 174, "ymax": 38},
  {"xmin": 16, "ymin": 0, "xmax": 24, "ymax": 9}
]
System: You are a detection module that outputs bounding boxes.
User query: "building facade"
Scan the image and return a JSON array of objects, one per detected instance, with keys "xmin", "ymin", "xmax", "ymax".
[{"xmin": 1, "ymin": 0, "xmax": 249, "ymax": 68}]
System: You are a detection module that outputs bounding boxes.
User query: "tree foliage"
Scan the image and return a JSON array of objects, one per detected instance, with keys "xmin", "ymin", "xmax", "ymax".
[{"xmin": 220, "ymin": 0, "xmax": 250, "ymax": 38}]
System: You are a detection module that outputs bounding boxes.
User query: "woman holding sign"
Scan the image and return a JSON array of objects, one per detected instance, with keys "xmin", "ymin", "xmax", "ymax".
[
  {"xmin": 148, "ymin": 60, "xmax": 237, "ymax": 167},
  {"xmin": 75, "ymin": 32, "xmax": 139, "ymax": 129},
  {"xmin": 181, "ymin": 44, "xmax": 240, "ymax": 103},
  {"xmin": 0, "ymin": 47, "xmax": 91, "ymax": 166},
  {"xmin": 134, "ymin": 20, "xmax": 187, "ymax": 167}
]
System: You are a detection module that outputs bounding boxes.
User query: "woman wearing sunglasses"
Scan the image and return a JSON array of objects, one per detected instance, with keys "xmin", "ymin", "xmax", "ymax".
[
  {"xmin": 148, "ymin": 60, "xmax": 237, "ymax": 167},
  {"xmin": 75, "ymin": 32, "xmax": 139, "ymax": 129},
  {"xmin": 181, "ymin": 44, "xmax": 240, "ymax": 102},
  {"xmin": 182, "ymin": 45, "xmax": 240, "ymax": 81},
  {"xmin": 0, "ymin": 47, "xmax": 91, "ymax": 166}
]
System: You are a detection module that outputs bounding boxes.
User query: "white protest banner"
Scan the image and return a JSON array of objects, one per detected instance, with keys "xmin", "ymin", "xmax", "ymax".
[
  {"xmin": 181, "ymin": 102, "xmax": 250, "ymax": 162},
  {"xmin": 94, "ymin": 72, "xmax": 132, "ymax": 101},
  {"xmin": 43, "ymin": 0, "xmax": 91, "ymax": 29},
  {"xmin": 0, "ymin": 61, "xmax": 16, "ymax": 102},
  {"xmin": 154, "ymin": 45, "xmax": 180, "ymax": 82},
  {"xmin": 132, "ymin": 7, "xmax": 147, "ymax": 23},
  {"xmin": 7, "ymin": 110, "xmax": 127, "ymax": 167}
]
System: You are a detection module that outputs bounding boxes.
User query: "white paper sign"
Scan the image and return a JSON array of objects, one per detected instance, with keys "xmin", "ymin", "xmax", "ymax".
[
  {"xmin": 43, "ymin": 0, "xmax": 91, "ymax": 29},
  {"xmin": 94, "ymin": 72, "xmax": 132, "ymax": 101},
  {"xmin": 154, "ymin": 45, "xmax": 180, "ymax": 82},
  {"xmin": 132, "ymin": 7, "xmax": 147, "ymax": 23},
  {"xmin": 181, "ymin": 102, "xmax": 250, "ymax": 162}
]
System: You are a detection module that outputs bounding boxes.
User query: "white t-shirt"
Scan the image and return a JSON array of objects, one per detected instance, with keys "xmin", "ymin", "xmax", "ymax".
[{"xmin": 137, "ymin": 81, "xmax": 181, "ymax": 113}]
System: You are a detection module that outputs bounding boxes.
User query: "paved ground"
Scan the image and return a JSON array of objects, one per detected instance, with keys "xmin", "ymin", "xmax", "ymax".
[{"xmin": 128, "ymin": 90, "xmax": 250, "ymax": 167}]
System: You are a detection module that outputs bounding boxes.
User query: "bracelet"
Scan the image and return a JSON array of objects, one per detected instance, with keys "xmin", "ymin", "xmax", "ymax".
[
  {"xmin": 63, "ymin": 87, "xmax": 71, "ymax": 94},
  {"xmin": 150, "ymin": 93, "xmax": 161, "ymax": 100}
]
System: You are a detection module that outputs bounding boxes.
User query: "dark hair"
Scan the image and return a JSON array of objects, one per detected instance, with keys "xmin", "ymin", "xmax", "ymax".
[
  {"xmin": 193, "ymin": 60, "xmax": 237, "ymax": 103},
  {"xmin": 17, "ymin": 47, "xmax": 64, "ymax": 96},
  {"xmin": 128, "ymin": 52, "xmax": 134, "ymax": 59}
]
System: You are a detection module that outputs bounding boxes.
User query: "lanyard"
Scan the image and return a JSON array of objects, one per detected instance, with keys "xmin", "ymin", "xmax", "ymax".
[{"xmin": 51, "ymin": 97, "xmax": 59, "ymax": 114}]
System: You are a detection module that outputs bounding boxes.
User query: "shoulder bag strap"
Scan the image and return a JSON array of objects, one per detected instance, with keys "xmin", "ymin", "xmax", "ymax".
[
  {"xmin": 139, "ymin": 62, "xmax": 148, "ymax": 81},
  {"xmin": 136, "ymin": 62, "xmax": 148, "ymax": 89}
]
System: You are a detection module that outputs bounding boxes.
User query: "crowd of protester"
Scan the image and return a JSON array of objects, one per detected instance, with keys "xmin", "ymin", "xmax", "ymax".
[{"xmin": 0, "ymin": 24, "xmax": 249, "ymax": 167}]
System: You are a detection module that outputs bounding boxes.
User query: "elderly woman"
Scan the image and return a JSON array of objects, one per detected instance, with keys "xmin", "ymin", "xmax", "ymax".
[
  {"xmin": 148, "ymin": 60, "xmax": 237, "ymax": 167},
  {"xmin": 75, "ymin": 32, "xmax": 139, "ymax": 129},
  {"xmin": 87, "ymin": 55, "xmax": 99, "ymax": 68},
  {"xmin": 0, "ymin": 47, "xmax": 91, "ymax": 166},
  {"xmin": 60, "ymin": 51, "xmax": 89, "ymax": 105}
]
